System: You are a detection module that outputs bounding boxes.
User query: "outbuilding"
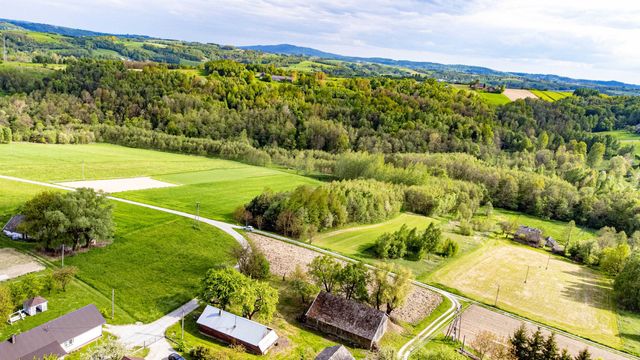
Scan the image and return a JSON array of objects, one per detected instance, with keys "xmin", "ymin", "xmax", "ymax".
[
  {"xmin": 2, "ymin": 214, "xmax": 26, "ymax": 240},
  {"xmin": 196, "ymin": 305, "xmax": 279, "ymax": 355},
  {"xmin": 0, "ymin": 304, "xmax": 106, "ymax": 360},
  {"xmin": 316, "ymin": 345, "xmax": 355, "ymax": 360},
  {"xmin": 305, "ymin": 291, "xmax": 388, "ymax": 350},
  {"xmin": 23, "ymin": 296, "xmax": 48, "ymax": 316}
]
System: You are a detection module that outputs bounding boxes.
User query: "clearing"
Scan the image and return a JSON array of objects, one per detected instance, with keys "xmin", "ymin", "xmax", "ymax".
[
  {"xmin": 503, "ymin": 89, "xmax": 538, "ymax": 101},
  {"xmin": 429, "ymin": 240, "xmax": 620, "ymax": 348},
  {"xmin": 458, "ymin": 305, "xmax": 630, "ymax": 360},
  {"xmin": 0, "ymin": 248, "xmax": 45, "ymax": 281},
  {"xmin": 58, "ymin": 176, "xmax": 176, "ymax": 193}
]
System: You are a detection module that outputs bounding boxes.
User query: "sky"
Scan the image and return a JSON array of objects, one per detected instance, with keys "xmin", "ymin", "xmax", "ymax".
[{"xmin": 2, "ymin": 0, "xmax": 640, "ymax": 83}]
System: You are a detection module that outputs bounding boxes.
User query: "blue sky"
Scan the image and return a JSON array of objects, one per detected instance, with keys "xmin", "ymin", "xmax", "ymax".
[{"xmin": 2, "ymin": 0, "xmax": 640, "ymax": 83}]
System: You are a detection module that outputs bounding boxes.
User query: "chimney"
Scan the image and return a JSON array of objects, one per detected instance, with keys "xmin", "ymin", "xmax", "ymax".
[{"xmin": 10, "ymin": 334, "xmax": 16, "ymax": 344}]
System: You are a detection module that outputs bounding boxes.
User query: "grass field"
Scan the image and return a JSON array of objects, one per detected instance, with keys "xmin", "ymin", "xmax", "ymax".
[
  {"xmin": 0, "ymin": 176, "xmax": 239, "ymax": 325},
  {"xmin": 530, "ymin": 90, "xmax": 573, "ymax": 102},
  {"xmin": 0, "ymin": 142, "xmax": 320, "ymax": 221},
  {"xmin": 315, "ymin": 213, "xmax": 485, "ymax": 280},
  {"xmin": 477, "ymin": 92, "xmax": 511, "ymax": 106},
  {"xmin": 429, "ymin": 239, "xmax": 621, "ymax": 349},
  {"xmin": 600, "ymin": 130, "xmax": 640, "ymax": 155}
]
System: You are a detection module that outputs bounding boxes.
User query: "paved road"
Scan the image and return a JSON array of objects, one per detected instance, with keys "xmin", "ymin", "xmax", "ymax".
[{"xmin": 1, "ymin": 174, "xmax": 634, "ymax": 360}]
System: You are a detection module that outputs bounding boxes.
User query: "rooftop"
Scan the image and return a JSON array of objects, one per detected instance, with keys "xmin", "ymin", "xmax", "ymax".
[
  {"xmin": 305, "ymin": 291, "xmax": 387, "ymax": 341},
  {"xmin": 316, "ymin": 345, "xmax": 355, "ymax": 360},
  {"xmin": 3, "ymin": 214, "xmax": 25, "ymax": 233},
  {"xmin": 196, "ymin": 305, "xmax": 278, "ymax": 353}
]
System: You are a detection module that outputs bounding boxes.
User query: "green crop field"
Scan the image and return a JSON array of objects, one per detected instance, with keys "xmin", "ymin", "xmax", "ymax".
[
  {"xmin": 429, "ymin": 239, "xmax": 622, "ymax": 349},
  {"xmin": 0, "ymin": 143, "xmax": 320, "ymax": 221},
  {"xmin": 478, "ymin": 92, "xmax": 511, "ymax": 106},
  {"xmin": 530, "ymin": 90, "xmax": 573, "ymax": 102}
]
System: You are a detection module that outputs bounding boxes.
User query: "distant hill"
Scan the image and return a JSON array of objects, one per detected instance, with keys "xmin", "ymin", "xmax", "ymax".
[
  {"xmin": 0, "ymin": 18, "xmax": 148, "ymax": 39},
  {"xmin": 242, "ymin": 44, "xmax": 640, "ymax": 93}
]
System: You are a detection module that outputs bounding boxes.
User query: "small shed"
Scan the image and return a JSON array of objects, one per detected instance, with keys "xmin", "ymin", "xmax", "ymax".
[
  {"xmin": 23, "ymin": 296, "xmax": 48, "ymax": 316},
  {"xmin": 545, "ymin": 236, "xmax": 564, "ymax": 254},
  {"xmin": 514, "ymin": 226, "xmax": 543, "ymax": 247},
  {"xmin": 2, "ymin": 215, "xmax": 26, "ymax": 240},
  {"xmin": 305, "ymin": 291, "xmax": 388, "ymax": 350},
  {"xmin": 316, "ymin": 345, "xmax": 355, "ymax": 360},
  {"xmin": 196, "ymin": 305, "xmax": 279, "ymax": 355}
]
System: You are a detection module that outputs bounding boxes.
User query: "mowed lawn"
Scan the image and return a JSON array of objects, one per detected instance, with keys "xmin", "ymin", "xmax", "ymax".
[
  {"xmin": 0, "ymin": 142, "xmax": 321, "ymax": 222},
  {"xmin": 429, "ymin": 240, "xmax": 621, "ymax": 349},
  {"xmin": 315, "ymin": 213, "xmax": 485, "ymax": 280}
]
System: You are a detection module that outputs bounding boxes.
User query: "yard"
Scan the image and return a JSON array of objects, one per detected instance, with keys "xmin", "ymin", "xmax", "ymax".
[
  {"xmin": 0, "ymin": 175, "xmax": 239, "ymax": 325},
  {"xmin": 428, "ymin": 240, "xmax": 621, "ymax": 350}
]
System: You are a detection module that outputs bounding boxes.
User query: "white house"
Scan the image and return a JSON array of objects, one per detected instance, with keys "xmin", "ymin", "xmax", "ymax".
[
  {"xmin": 23, "ymin": 296, "xmax": 48, "ymax": 316},
  {"xmin": 196, "ymin": 305, "xmax": 279, "ymax": 355},
  {"xmin": 0, "ymin": 304, "xmax": 106, "ymax": 360}
]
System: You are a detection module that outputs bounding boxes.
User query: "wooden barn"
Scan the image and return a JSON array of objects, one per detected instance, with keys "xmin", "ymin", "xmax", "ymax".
[
  {"xmin": 196, "ymin": 305, "xmax": 279, "ymax": 355},
  {"xmin": 514, "ymin": 225, "xmax": 544, "ymax": 247},
  {"xmin": 305, "ymin": 291, "xmax": 388, "ymax": 350}
]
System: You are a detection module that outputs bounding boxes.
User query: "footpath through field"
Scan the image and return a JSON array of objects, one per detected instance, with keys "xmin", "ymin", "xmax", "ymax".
[{"xmin": 0, "ymin": 174, "xmax": 636, "ymax": 360}]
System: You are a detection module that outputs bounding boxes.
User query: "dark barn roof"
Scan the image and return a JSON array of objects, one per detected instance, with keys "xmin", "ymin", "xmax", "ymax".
[
  {"xmin": 305, "ymin": 291, "xmax": 387, "ymax": 342},
  {"xmin": 316, "ymin": 345, "xmax": 355, "ymax": 360},
  {"xmin": 0, "ymin": 304, "xmax": 105, "ymax": 360},
  {"xmin": 3, "ymin": 214, "xmax": 25, "ymax": 233}
]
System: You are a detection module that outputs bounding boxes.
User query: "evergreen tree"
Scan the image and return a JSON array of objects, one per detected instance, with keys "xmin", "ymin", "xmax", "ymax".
[
  {"xmin": 574, "ymin": 349, "xmax": 591, "ymax": 360},
  {"xmin": 542, "ymin": 333, "xmax": 559, "ymax": 360},
  {"xmin": 527, "ymin": 328, "xmax": 545, "ymax": 360},
  {"xmin": 510, "ymin": 324, "xmax": 529, "ymax": 360}
]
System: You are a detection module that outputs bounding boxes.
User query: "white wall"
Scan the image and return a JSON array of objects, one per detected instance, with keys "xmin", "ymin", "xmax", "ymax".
[{"xmin": 61, "ymin": 326, "xmax": 102, "ymax": 353}]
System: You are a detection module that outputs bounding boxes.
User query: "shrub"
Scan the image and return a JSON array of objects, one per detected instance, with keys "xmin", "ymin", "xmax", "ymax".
[{"xmin": 439, "ymin": 238, "xmax": 459, "ymax": 258}]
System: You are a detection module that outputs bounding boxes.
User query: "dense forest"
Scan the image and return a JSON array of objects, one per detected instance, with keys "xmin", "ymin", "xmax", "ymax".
[{"xmin": 2, "ymin": 59, "xmax": 640, "ymax": 236}]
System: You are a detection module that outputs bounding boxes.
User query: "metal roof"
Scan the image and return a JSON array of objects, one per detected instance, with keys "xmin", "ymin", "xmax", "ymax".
[
  {"xmin": 23, "ymin": 296, "xmax": 47, "ymax": 308},
  {"xmin": 196, "ymin": 305, "xmax": 278, "ymax": 353},
  {"xmin": 2, "ymin": 215, "xmax": 25, "ymax": 233},
  {"xmin": 0, "ymin": 304, "xmax": 105, "ymax": 360}
]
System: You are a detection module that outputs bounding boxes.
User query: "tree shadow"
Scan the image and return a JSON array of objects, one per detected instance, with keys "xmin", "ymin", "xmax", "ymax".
[{"xmin": 559, "ymin": 269, "xmax": 613, "ymax": 311}]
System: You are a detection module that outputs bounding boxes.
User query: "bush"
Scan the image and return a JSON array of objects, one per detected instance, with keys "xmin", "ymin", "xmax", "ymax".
[
  {"xmin": 439, "ymin": 238, "xmax": 459, "ymax": 258},
  {"xmin": 374, "ymin": 224, "xmax": 441, "ymax": 260}
]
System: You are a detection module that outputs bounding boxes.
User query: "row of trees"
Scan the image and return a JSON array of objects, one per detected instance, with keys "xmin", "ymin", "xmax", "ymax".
[
  {"xmin": 239, "ymin": 180, "xmax": 404, "ymax": 239},
  {"xmin": 21, "ymin": 189, "xmax": 114, "ymax": 251},
  {"xmin": 302, "ymin": 255, "xmax": 412, "ymax": 315},
  {"xmin": 510, "ymin": 325, "xmax": 592, "ymax": 360},
  {"xmin": 374, "ymin": 224, "xmax": 449, "ymax": 260}
]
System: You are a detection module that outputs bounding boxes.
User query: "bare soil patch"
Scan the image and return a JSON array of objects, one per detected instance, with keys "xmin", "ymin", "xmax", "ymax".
[
  {"xmin": 248, "ymin": 233, "xmax": 442, "ymax": 324},
  {"xmin": 458, "ymin": 305, "xmax": 630, "ymax": 360},
  {"xmin": 0, "ymin": 248, "xmax": 45, "ymax": 281},
  {"xmin": 57, "ymin": 176, "xmax": 175, "ymax": 193},
  {"xmin": 503, "ymin": 89, "xmax": 538, "ymax": 101}
]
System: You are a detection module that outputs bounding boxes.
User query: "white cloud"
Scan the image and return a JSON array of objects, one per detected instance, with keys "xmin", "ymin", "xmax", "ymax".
[{"xmin": 2, "ymin": 0, "xmax": 640, "ymax": 83}]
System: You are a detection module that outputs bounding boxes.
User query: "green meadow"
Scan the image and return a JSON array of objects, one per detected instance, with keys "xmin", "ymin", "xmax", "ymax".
[{"xmin": 530, "ymin": 89, "xmax": 573, "ymax": 102}]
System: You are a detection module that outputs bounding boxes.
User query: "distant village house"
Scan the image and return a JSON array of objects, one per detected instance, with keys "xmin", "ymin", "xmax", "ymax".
[
  {"xmin": 305, "ymin": 291, "xmax": 388, "ymax": 350},
  {"xmin": 0, "ymin": 304, "xmax": 106, "ymax": 360},
  {"xmin": 196, "ymin": 305, "xmax": 279, "ymax": 355}
]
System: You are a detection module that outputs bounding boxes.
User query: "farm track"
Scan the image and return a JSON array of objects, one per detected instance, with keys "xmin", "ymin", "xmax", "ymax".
[{"xmin": 1, "ymin": 174, "xmax": 637, "ymax": 360}]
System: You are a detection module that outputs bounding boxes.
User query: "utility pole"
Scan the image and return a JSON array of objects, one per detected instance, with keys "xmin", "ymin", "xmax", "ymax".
[
  {"xmin": 111, "ymin": 289, "xmax": 115, "ymax": 319},
  {"xmin": 181, "ymin": 308, "xmax": 185, "ymax": 340},
  {"xmin": 546, "ymin": 254, "xmax": 551, "ymax": 270},
  {"xmin": 524, "ymin": 265, "xmax": 530, "ymax": 284},
  {"xmin": 494, "ymin": 284, "xmax": 500, "ymax": 306}
]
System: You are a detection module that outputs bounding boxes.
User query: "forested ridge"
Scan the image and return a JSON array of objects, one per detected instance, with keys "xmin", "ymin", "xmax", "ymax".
[{"xmin": 2, "ymin": 59, "xmax": 640, "ymax": 235}]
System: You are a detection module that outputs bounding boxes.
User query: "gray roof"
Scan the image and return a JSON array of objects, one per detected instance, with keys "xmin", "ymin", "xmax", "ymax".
[
  {"xmin": 196, "ymin": 305, "xmax": 278, "ymax": 353},
  {"xmin": 305, "ymin": 292, "xmax": 387, "ymax": 341},
  {"xmin": 316, "ymin": 345, "xmax": 355, "ymax": 360},
  {"xmin": 3, "ymin": 215, "xmax": 25, "ymax": 233},
  {"xmin": 24, "ymin": 296, "xmax": 47, "ymax": 308},
  {"xmin": 0, "ymin": 304, "xmax": 105, "ymax": 360}
]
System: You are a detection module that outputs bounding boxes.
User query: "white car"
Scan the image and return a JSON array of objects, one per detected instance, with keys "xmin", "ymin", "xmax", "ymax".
[{"xmin": 242, "ymin": 225, "xmax": 255, "ymax": 232}]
